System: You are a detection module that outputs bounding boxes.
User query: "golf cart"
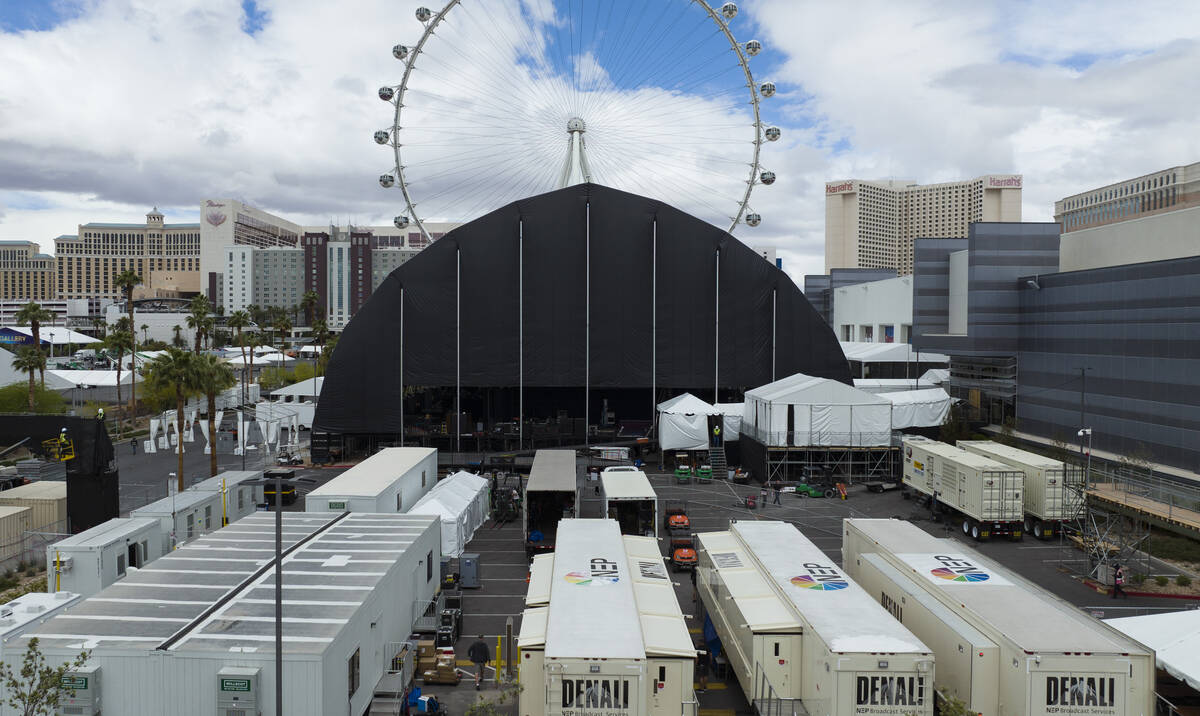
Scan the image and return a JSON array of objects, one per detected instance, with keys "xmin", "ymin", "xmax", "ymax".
[
  {"xmin": 673, "ymin": 453, "xmax": 692, "ymax": 483},
  {"xmin": 670, "ymin": 535, "xmax": 697, "ymax": 571},
  {"xmin": 665, "ymin": 500, "xmax": 691, "ymax": 532}
]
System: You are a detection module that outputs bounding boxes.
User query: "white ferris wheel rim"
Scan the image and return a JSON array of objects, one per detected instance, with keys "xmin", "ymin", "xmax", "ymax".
[{"xmin": 384, "ymin": 0, "xmax": 767, "ymax": 240}]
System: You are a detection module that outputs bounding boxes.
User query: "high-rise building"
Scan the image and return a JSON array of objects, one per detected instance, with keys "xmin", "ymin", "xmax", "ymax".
[
  {"xmin": 825, "ymin": 175, "xmax": 1023, "ymax": 275},
  {"xmin": 55, "ymin": 209, "xmax": 201, "ymax": 300},
  {"xmin": 1054, "ymin": 162, "xmax": 1198, "ymax": 233},
  {"xmin": 0, "ymin": 241, "xmax": 55, "ymax": 301},
  {"xmin": 199, "ymin": 199, "xmax": 303, "ymax": 306}
]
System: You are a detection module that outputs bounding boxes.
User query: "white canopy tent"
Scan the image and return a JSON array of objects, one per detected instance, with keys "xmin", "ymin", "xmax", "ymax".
[
  {"xmin": 920, "ymin": 368, "xmax": 950, "ymax": 385},
  {"xmin": 839, "ymin": 341, "xmax": 949, "ymax": 364},
  {"xmin": 656, "ymin": 393, "xmax": 742, "ymax": 451},
  {"xmin": 407, "ymin": 471, "xmax": 490, "ymax": 558},
  {"xmin": 1107, "ymin": 610, "xmax": 1200, "ymax": 691},
  {"xmin": 271, "ymin": 377, "xmax": 323, "ymax": 401},
  {"xmin": 743, "ymin": 373, "xmax": 893, "ymax": 447},
  {"xmin": 882, "ymin": 388, "xmax": 953, "ymax": 429}
]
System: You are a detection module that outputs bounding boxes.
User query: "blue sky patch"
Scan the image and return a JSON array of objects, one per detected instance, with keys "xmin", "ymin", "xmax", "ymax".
[
  {"xmin": 0, "ymin": 0, "xmax": 84, "ymax": 33},
  {"xmin": 241, "ymin": 0, "xmax": 267, "ymax": 36}
]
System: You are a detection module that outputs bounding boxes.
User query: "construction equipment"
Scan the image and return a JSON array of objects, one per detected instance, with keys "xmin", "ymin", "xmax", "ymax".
[
  {"xmin": 695, "ymin": 464, "xmax": 712, "ymax": 481},
  {"xmin": 665, "ymin": 500, "xmax": 691, "ymax": 532},
  {"xmin": 673, "ymin": 453, "xmax": 692, "ymax": 483},
  {"xmin": 41, "ymin": 430, "xmax": 75, "ymax": 462},
  {"xmin": 670, "ymin": 535, "xmax": 697, "ymax": 571}
]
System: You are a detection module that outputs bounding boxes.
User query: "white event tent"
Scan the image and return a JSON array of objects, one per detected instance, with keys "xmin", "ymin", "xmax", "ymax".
[
  {"xmin": 656, "ymin": 393, "xmax": 742, "ymax": 451},
  {"xmin": 1107, "ymin": 610, "xmax": 1200, "ymax": 692},
  {"xmin": 743, "ymin": 373, "xmax": 893, "ymax": 447},
  {"xmin": 407, "ymin": 471, "xmax": 490, "ymax": 558},
  {"xmin": 882, "ymin": 388, "xmax": 953, "ymax": 429}
]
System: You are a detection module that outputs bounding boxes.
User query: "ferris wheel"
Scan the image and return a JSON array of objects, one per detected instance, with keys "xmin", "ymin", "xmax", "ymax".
[{"xmin": 376, "ymin": 0, "xmax": 779, "ymax": 240}]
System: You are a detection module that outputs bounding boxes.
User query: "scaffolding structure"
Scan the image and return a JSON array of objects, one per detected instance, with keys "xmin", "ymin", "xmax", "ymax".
[
  {"xmin": 1060, "ymin": 460, "xmax": 1156, "ymax": 584},
  {"xmin": 760, "ymin": 445, "xmax": 898, "ymax": 484}
]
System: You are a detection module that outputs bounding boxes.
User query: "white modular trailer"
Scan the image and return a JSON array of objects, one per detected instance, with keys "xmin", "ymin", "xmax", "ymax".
[
  {"xmin": 517, "ymin": 519, "xmax": 695, "ymax": 716},
  {"xmin": 600, "ymin": 469, "xmax": 659, "ymax": 538},
  {"xmin": 842, "ymin": 519, "xmax": 1156, "ymax": 716},
  {"xmin": 0, "ymin": 591, "xmax": 82, "ymax": 660},
  {"xmin": 16, "ymin": 512, "xmax": 441, "ymax": 716},
  {"xmin": 47, "ymin": 517, "xmax": 163, "ymax": 598},
  {"xmin": 188, "ymin": 470, "xmax": 266, "ymax": 525},
  {"xmin": 849, "ymin": 552, "xmax": 1001, "ymax": 713},
  {"xmin": 901, "ymin": 436, "xmax": 1025, "ymax": 540},
  {"xmin": 524, "ymin": 449, "xmax": 578, "ymax": 555},
  {"xmin": 700, "ymin": 520, "xmax": 935, "ymax": 716},
  {"xmin": 130, "ymin": 487, "xmax": 225, "ymax": 552},
  {"xmin": 305, "ymin": 446, "xmax": 437, "ymax": 513},
  {"xmin": 408, "ymin": 470, "xmax": 491, "ymax": 557},
  {"xmin": 957, "ymin": 440, "xmax": 1084, "ymax": 538}
]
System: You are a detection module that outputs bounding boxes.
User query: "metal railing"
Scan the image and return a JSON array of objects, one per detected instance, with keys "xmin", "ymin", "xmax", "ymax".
[{"xmin": 752, "ymin": 661, "xmax": 806, "ymax": 716}]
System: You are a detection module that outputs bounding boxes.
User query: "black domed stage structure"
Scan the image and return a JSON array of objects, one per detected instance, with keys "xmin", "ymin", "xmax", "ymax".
[{"xmin": 313, "ymin": 184, "xmax": 848, "ymax": 458}]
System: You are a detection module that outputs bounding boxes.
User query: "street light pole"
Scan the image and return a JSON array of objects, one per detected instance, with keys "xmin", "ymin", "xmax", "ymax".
[{"xmin": 1077, "ymin": 428, "xmax": 1093, "ymax": 489}]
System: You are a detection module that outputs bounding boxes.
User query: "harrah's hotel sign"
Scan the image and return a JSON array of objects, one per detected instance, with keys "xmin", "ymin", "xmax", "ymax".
[
  {"xmin": 987, "ymin": 175, "xmax": 1022, "ymax": 188},
  {"xmin": 826, "ymin": 181, "xmax": 855, "ymax": 195}
]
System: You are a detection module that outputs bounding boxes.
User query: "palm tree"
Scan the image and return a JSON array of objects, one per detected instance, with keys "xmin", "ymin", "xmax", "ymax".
[
  {"xmin": 226, "ymin": 310, "xmax": 250, "ymax": 403},
  {"xmin": 273, "ymin": 313, "xmax": 292, "ymax": 351},
  {"xmin": 202, "ymin": 316, "xmax": 216, "ymax": 350},
  {"xmin": 11, "ymin": 347, "xmax": 44, "ymax": 411},
  {"xmin": 114, "ymin": 270, "xmax": 142, "ymax": 422},
  {"xmin": 104, "ymin": 327, "xmax": 134, "ymax": 436},
  {"xmin": 311, "ymin": 318, "xmax": 328, "ymax": 375},
  {"xmin": 300, "ymin": 290, "xmax": 320, "ymax": 327},
  {"xmin": 91, "ymin": 316, "xmax": 107, "ymax": 339},
  {"xmin": 171, "ymin": 324, "xmax": 185, "ymax": 348},
  {"xmin": 144, "ymin": 348, "xmax": 199, "ymax": 494},
  {"xmin": 14, "ymin": 301, "xmax": 54, "ymax": 387},
  {"xmin": 140, "ymin": 324, "xmax": 149, "ymax": 343},
  {"xmin": 187, "ymin": 295, "xmax": 211, "ymax": 353},
  {"xmin": 195, "ymin": 355, "xmax": 236, "ymax": 477}
]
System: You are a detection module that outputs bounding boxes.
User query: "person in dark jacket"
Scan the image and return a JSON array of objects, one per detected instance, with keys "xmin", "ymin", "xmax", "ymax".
[
  {"xmin": 1112, "ymin": 563, "xmax": 1127, "ymax": 599},
  {"xmin": 468, "ymin": 635, "xmax": 490, "ymax": 689}
]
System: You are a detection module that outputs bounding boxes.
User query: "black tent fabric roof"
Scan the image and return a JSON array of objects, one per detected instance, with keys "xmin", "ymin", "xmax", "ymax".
[{"xmin": 315, "ymin": 184, "xmax": 848, "ymax": 434}]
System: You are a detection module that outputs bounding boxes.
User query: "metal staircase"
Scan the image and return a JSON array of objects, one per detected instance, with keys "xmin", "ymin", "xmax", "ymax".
[{"xmin": 709, "ymin": 443, "xmax": 727, "ymax": 481}]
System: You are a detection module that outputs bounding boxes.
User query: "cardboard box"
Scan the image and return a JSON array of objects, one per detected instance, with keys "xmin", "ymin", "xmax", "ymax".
[{"xmin": 417, "ymin": 640, "xmax": 436, "ymax": 657}]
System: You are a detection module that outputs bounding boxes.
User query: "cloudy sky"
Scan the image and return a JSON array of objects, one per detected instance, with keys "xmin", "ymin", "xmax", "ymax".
[{"xmin": 1, "ymin": 0, "xmax": 1197, "ymax": 284}]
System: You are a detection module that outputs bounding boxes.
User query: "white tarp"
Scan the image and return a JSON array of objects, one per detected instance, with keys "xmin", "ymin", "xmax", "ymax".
[
  {"xmin": 884, "ymin": 388, "xmax": 953, "ymax": 428},
  {"xmin": 744, "ymin": 373, "xmax": 893, "ymax": 447},
  {"xmin": 920, "ymin": 368, "xmax": 950, "ymax": 385},
  {"xmin": 657, "ymin": 393, "xmax": 741, "ymax": 451},
  {"xmin": 839, "ymin": 341, "xmax": 949, "ymax": 364},
  {"xmin": 854, "ymin": 378, "xmax": 936, "ymax": 394},
  {"xmin": 407, "ymin": 471, "xmax": 490, "ymax": 558},
  {"xmin": 1107, "ymin": 610, "xmax": 1200, "ymax": 691}
]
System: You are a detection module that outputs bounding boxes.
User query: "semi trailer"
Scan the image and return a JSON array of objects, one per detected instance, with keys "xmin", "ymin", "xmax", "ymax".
[
  {"xmin": 843, "ymin": 518, "xmax": 1155, "ymax": 716},
  {"xmin": 902, "ymin": 436, "xmax": 1025, "ymax": 541},
  {"xmin": 524, "ymin": 449, "xmax": 578, "ymax": 556},
  {"xmin": 600, "ymin": 468, "xmax": 659, "ymax": 538},
  {"xmin": 957, "ymin": 440, "xmax": 1085, "ymax": 539},
  {"xmin": 698, "ymin": 520, "xmax": 935, "ymax": 716}
]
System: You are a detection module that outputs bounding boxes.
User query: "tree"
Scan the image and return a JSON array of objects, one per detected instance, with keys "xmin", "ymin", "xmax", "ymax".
[
  {"xmin": 273, "ymin": 313, "xmax": 292, "ymax": 351},
  {"xmin": 14, "ymin": 302, "xmax": 54, "ymax": 388},
  {"xmin": 90, "ymin": 316, "xmax": 106, "ymax": 339},
  {"xmin": 317, "ymin": 334, "xmax": 338, "ymax": 377},
  {"xmin": 171, "ymin": 324, "xmax": 185, "ymax": 348},
  {"xmin": 11, "ymin": 347, "xmax": 44, "ymax": 411},
  {"xmin": 311, "ymin": 318, "xmax": 328, "ymax": 375},
  {"xmin": 300, "ymin": 290, "xmax": 320, "ymax": 327},
  {"xmin": 0, "ymin": 637, "xmax": 90, "ymax": 716},
  {"xmin": 195, "ymin": 354, "xmax": 236, "ymax": 477},
  {"xmin": 103, "ymin": 327, "xmax": 134, "ymax": 437},
  {"xmin": 0, "ymin": 383, "xmax": 66, "ymax": 414},
  {"xmin": 144, "ymin": 348, "xmax": 200, "ymax": 493},
  {"xmin": 187, "ymin": 295, "xmax": 212, "ymax": 353},
  {"xmin": 140, "ymin": 324, "xmax": 149, "ymax": 343},
  {"xmin": 934, "ymin": 692, "xmax": 974, "ymax": 716},
  {"xmin": 227, "ymin": 310, "xmax": 251, "ymax": 403},
  {"xmin": 113, "ymin": 270, "xmax": 142, "ymax": 423}
]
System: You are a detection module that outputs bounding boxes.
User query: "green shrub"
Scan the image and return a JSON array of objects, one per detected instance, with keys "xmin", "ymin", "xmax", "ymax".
[
  {"xmin": 23, "ymin": 567, "xmax": 35, "ymax": 578},
  {"xmin": 1176, "ymin": 575, "xmax": 1192, "ymax": 587},
  {"xmin": 1130, "ymin": 574, "xmax": 1146, "ymax": 586},
  {"xmin": 0, "ymin": 382, "xmax": 67, "ymax": 414},
  {"xmin": 1155, "ymin": 575, "xmax": 1170, "ymax": 587}
]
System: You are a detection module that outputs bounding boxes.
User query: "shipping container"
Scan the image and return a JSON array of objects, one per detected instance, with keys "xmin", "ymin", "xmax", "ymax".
[
  {"xmin": 600, "ymin": 469, "xmax": 659, "ymax": 538},
  {"xmin": 902, "ymin": 436, "xmax": 1025, "ymax": 540},
  {"xmin": 518, "ymin": 519, "xmax": 696, "ymax": 716},
  {"xmin": 523, "ymin": 450, "xmax": 578, "ymax": 556},
  {"xmin": 305, "ymin": 446, "xmax": 436, "ymax": 513},
  {"xmin": 850, "ymin": 551, "xmax": 1000, "ymax": 713},
  {"xmin": 0, "ymin": 480, "xmax": 67, "ymax": 532},
  {"xmin": 842, "ymin": 518, "xmax": 1156, "ymax": 716},
  {"xmin": 957, "ymin": 440, "xmax": 1085, "ymax": 539},
  {"xmin": 188, "ymin": 470, "xmax": 265, "ymax": 525},
  {"xmin": 130, "ymin": 488, "xmax": 224, "ymax": 552},
  {"xmin": 0, "ymin": 506, "xmax": 31, "ymax": 564},
  {"xmin": 47, "ymin": 517, "xmax": 163, "ymax": 597},
  {"xmin": 698, "ymin": 520, "xmax": 935, "ymax": 716}
]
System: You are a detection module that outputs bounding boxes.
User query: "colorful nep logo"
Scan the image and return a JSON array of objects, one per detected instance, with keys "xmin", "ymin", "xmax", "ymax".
[
  {"xmin": 930, "ymin": 554, "xmax": 991, "ymax": 583},
  {"xmin": 789, "ymin": 562, "xmax": 848, "ymax": 591},
  {"xmin": 564, "ymin": 557, "xmax": 620, "ymax": 585}
]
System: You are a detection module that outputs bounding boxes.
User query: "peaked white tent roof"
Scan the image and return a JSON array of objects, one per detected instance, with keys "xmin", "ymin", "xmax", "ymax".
[
  {"xmin": 656, "ymin": 393, "xmax": 740, "ymax": 450},
  {"xmin": 920, "ymin": 368, "xmax": 950, "ymax": 384},
  {"xmin": 839, "ymin": 341, "xmax": 948, "ymax": 364},
  {"xmin": 656, "ymin": 392, "xmax": 715, "ymax": 415},
  {"xmin": 882, "ymin": 388, "xmax": 953, "ymax": 428},
  {"xmin": 744, "ymin": 373, "xmax": 892, "ymax": 447},
  {"xmin": 271, "ymin": 377, "xmax": 323, "ymax": 399},
  {"xmin": 1107, "ymin": 610, "xmax": 1200, "ymax": 691},
  {"xmin": 407, "ymin": 471, "xmax": 490, "ymax": 558},
  {"xmin": 746, "ymin": 373, "xmax": 890, "ymax": 405},
  {"xmin": 47, "ymin": 369, "xmax": 138, "ymax": 388}
]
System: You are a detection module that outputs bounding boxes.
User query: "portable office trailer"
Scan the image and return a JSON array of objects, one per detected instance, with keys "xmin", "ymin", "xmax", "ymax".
[
  {"xmin": 0, "ymin": 506, "xmax": 30, "ymax": 564},
  {"xmin": 850, "ymin": 551, "xmax": 1001, "ymax": 713},
  {"xmin": 842, "ymin": 518, "xmax": 1155, "ymax": 716},
  {"xmin": 47, "ymin": 517, "xmax": 163, "ymax": 598},
  {"xmin": 16, "ymin": 512, "xmax": 441, "ymax": 716},
  {"xmin": 600, "ymin": 469, "xmax": 659, "ymax": 538},
  {"xmin": 523, "ymin": 450, "xmax": 578, "ymax": 556},
  {"xmin": 957, "ymin": 440, "xmax": 1084, "ymax": 539},
  {"xmin": 305, "ymin": 446, "xmax": 436, "ymax": 513},
  {"xmin": 699, "ymin": 520, "xmax": 935, "ymax": 716},
  {"xmin": 518, "ymin": 519, "xmax": 695, "ymax": 716},
  {"xmin": 0, "ymin": 480, "xmax": 67, "ymax": 531},
  {"xmin": 130, "ymin": 488, "xmax": 224, "ymax": 552},
  {"xmin": 901, "ymin": 436, "xmax": 1025, "ymax": 541},
  {"xmin": 188, "ymin": 470, "xmax": 265, "ymax": 525},
  {"xmin": 0, "ymin": 591, "xmax": 81, "ymax": 660}
]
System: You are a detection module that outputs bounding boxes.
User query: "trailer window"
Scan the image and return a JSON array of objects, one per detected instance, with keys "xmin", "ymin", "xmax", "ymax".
[
  {"xmin": 205, "ymin": 505, "xmax": 213, "ymax": 529},
  {"xmin": 186, "ymin": 513, "xmax": 195, "ymax": 538},
  {"xmin": 116, "ymin": 553, "xmax": 126, "ymax": 577},
  {"xmin": 422, "ymin": 470, "xmax": 427, "ymax": 487},
  {"xmin": 773, "ymin": 643, "xmax": 779, "ymax": 657},
  {"xmin": 658, "ymin": 666, "xmax": 665, "ymax": 683},
  {"xmin": 427, "ymin": 551, "xmax": 433, "ymax": 582},
  {"xmin": 348, "ymin": 647, "xmax": 360, "ymax": 699},
  {"xmin": 397, "ymin": 493, "xmax": 402, "ymax": 512},
  {"xmin": 238, "ymin": 488, "xmax": 244, "ymax": 511}
]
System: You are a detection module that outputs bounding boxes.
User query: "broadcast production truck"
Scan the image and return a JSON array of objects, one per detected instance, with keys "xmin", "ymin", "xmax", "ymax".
[
  {"xmin": 600, "ymin": 468, "xmax": 659, "ymax": 537},
  {"xmin": 842, "ymin": 518, "xmax": 1155, "ymax": 716},
  {"xmin": 524, "ymin": 450, "xmax": 579, "ymax": 556},
  {"xmin": 957, "ymin": 440, "xmax": 1085, "ymax": 539},
  {"xmin": 518, "ymin": 519, "xmax": 696, "ymax": 716},
  {"xmin": 698, "ymin": 520, "xmax": 935, "ymax": 716},
  {"xmin": 902, "ymin": 436, "xmax": 1025, "ymax": 541}
]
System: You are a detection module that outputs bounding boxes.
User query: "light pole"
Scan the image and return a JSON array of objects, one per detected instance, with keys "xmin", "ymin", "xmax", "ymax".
[{"xmin": 1077, "ymin": 428, "xmax": 1093, "ymax": 489}]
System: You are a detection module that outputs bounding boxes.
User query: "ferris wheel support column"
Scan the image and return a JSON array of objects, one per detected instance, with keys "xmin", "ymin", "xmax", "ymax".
[{"xmin": 557, "ymin": 117, "xmax": 593, "ymax": 188}]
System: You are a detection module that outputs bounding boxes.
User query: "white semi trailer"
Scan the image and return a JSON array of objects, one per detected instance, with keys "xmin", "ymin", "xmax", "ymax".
[
  {"xmin": 518, "ymin": 519, "xmax": 696, "ymax": 716},
  {"xmin": 957, "ymin": 440, "xmax": 1084, "ymax": 539},
  {"xmin": 698, "ymin": 520, "xmax": 935, "ymax": 716},
  {"xmin": 902, "ymin": 436, "xmax": 1025, "ymax": 541},
  {"xmin": 843, "ymin": 518, "xmax": 1156, "ymax": 716},
  {"xmin": 600, "ymin": 468, "xmax": 659, "ymax": 538}
]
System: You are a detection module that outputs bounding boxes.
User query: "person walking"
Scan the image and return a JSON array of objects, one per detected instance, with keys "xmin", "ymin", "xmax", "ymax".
[
  {"xmin": 695, "ymin": 650, "xmax": 709, "ymax": 692},
  {"xmin": 468, "ymin": 634, "xmax": 490, "ymax": 689},
  {"xmin": 130, "ymin": 438, "xmax": 137, "ymax": 455},
  {"xmin": 773, "ymin": 484, "xmax": 781, "ymax": 505},
  {"xmin": 1112, "ymin": 564, "xmax": 1127, "ymax": 599}
]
